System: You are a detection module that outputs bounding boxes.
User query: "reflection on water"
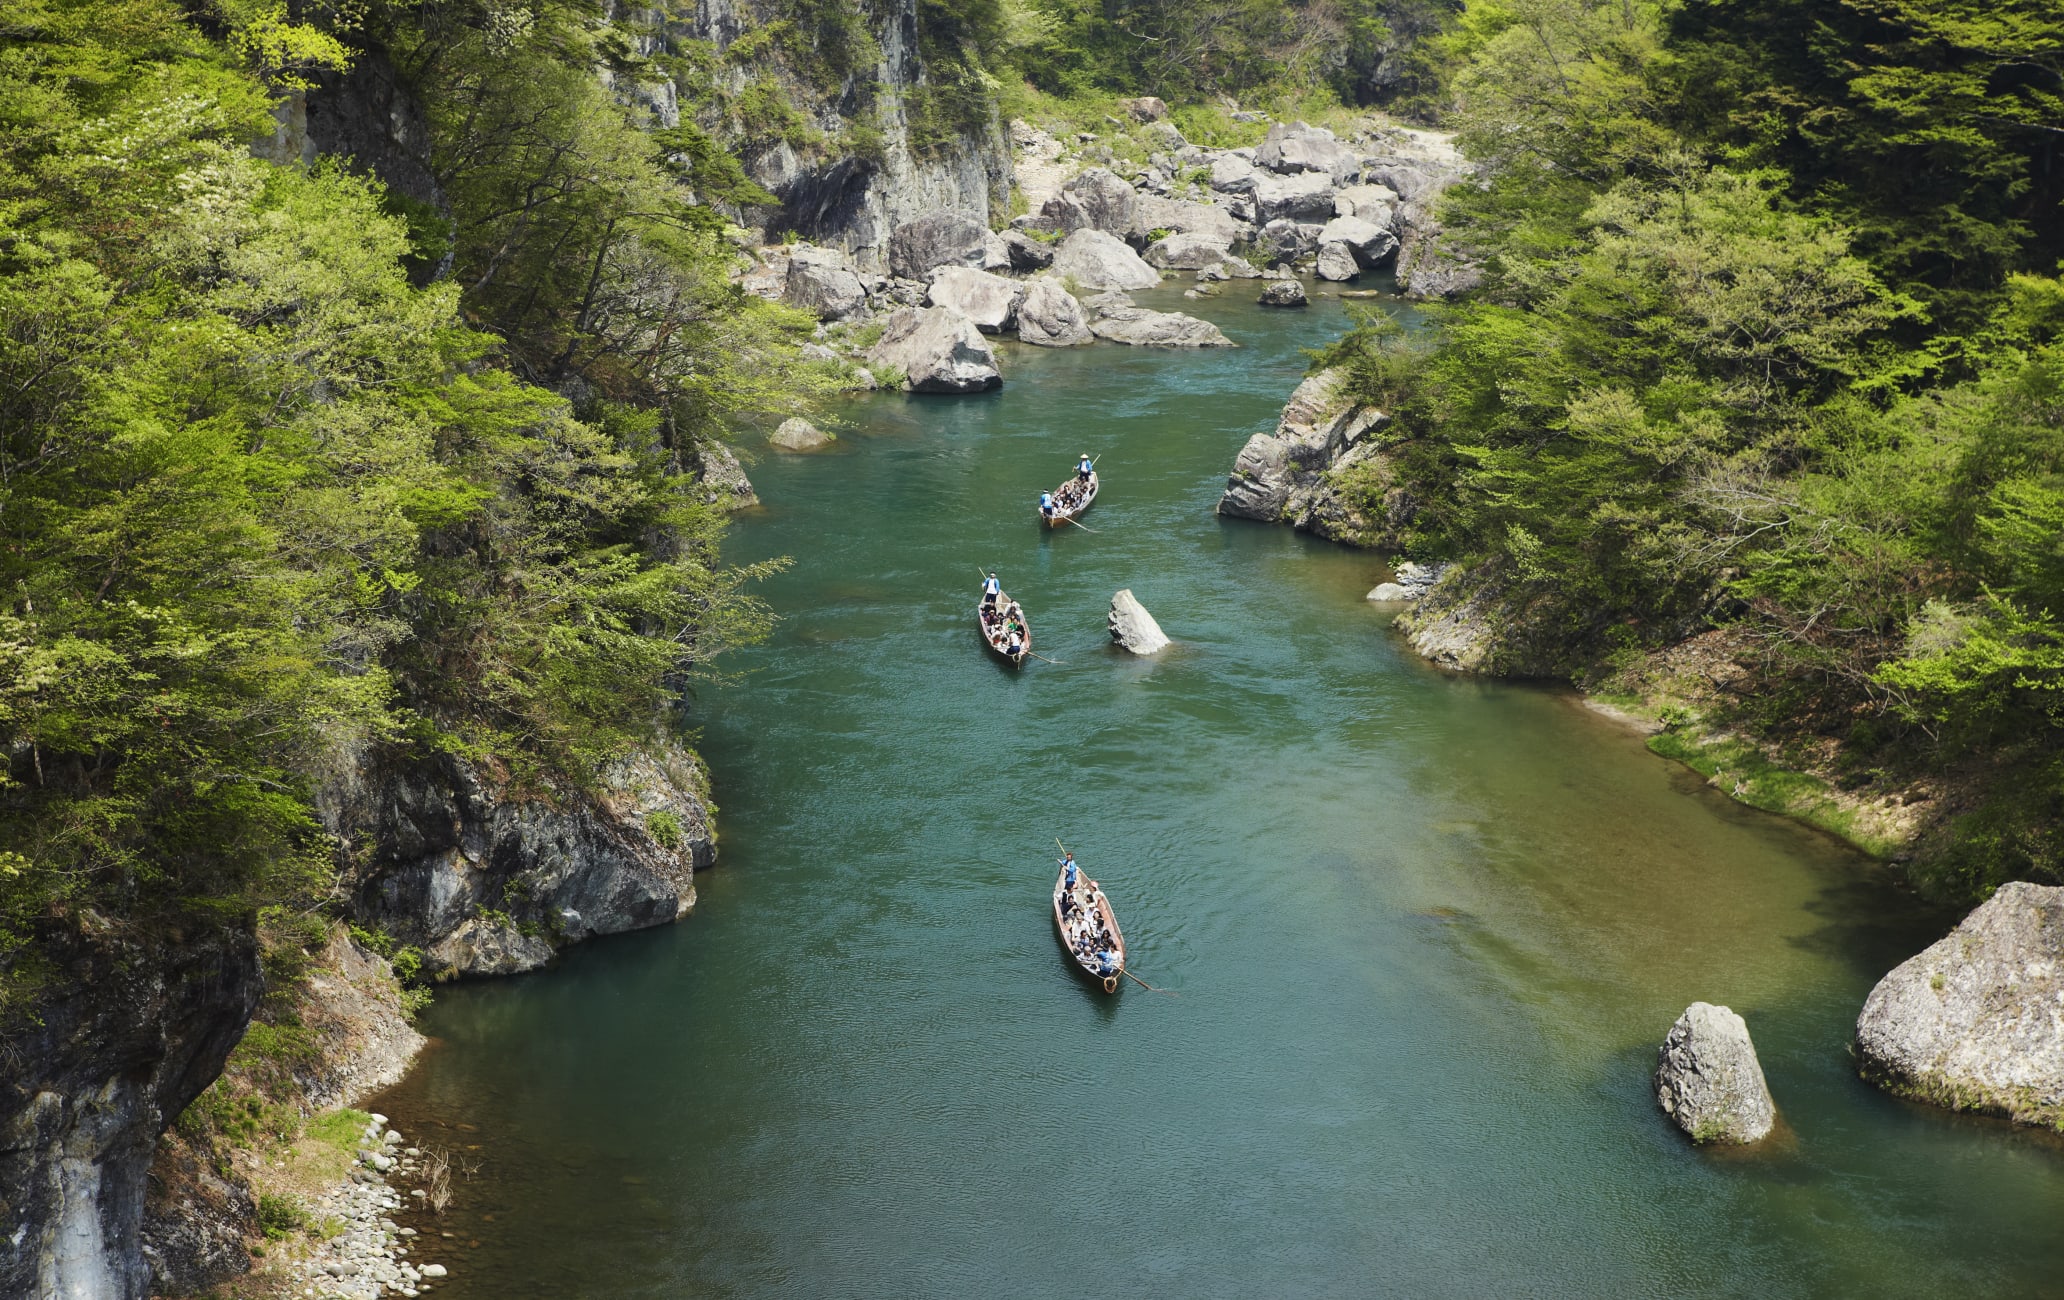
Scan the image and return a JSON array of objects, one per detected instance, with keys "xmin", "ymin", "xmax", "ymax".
[{"xmin": 375, "ymin": 285, "xmax": 2064, "ymax": 1299}]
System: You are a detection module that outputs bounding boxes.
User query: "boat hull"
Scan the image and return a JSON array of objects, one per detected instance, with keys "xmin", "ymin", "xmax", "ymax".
[
  {"xmin": 977, "ymin": 593, "xmax": 1030, "ymax": 667},
  {"xmin": 1041, "ymin": 473, "xmax": 1098, "ymax": 528},
  {"xmin": 1052, "ymin": 865, "xmax": 1126, "ymax": 993}
]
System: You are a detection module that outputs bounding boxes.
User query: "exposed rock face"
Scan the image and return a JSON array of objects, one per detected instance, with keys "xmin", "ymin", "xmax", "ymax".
[
  {"xmin": 1122, "ymin": 95, "xmax": 1168, "ymax": 122},
  {"xmin": 1654, "ymin": 1002, "xmax": 1777, "ymax": 1144},
  {"xmin": 317, "ymin": 740, "xmax": 714, "ymax": 981},
  {"xmin": 687, "ymin": 437, "xmax": 758, "ymax": 509},
  {"xmin": 1109, "ymin": 589, "xmax": 1171, "ymax": 655},
  {"xmin": 1333, "ymin": 183, "xmax": 1400, "ymax": 223},
  {"xmin": 2, "ymin": 925, "xmax": 261, "ymax": 1300},
  {"xmin": 888, "ymin": 210, "xmax": 993, "ymax": 280},
  {"xmin": 1259, "ymin": 217, "xmax": 1323, "ymax": 262},
  {"xmin": 769, "ymin": 416, "xmax": 835, "ymax": 450},
  {"xmin": 1367, "ymin": 561, "xmax": 1447, "ymax": 602},
  {"xmin": 1137, "ymin": 195, "xmax": 1244, "ymax": 244},
  {"xmin": 781, "ymin": 245, "xmax": 867, "ymax": 320},
  {"xmin": 925, "ymin": 265, "xmax": 1024, "ymax": 332},
  {"xmin": 1393, "ymin": 562, "xmax": 1586, "ymax": 677},
  {"xmin": 1015, "ymin": 276, "xmax": 1093, "ymax": 347},
  {"xmin": 1209, "ymin": 153, "xmax": 1260, "ymax": 193},
  {"xmin": 867, "ymin": 305, "xmax": 1003, "ymax": 392},
  {"xmin": 1051, "ymin": 228, "xmax": 1162, "ymax": 291},
  {"xmin": 1856, "ymin": 882, "xmax": 2064, "ymax": 1127},
  {"xmin": 1089, "ymin": 302, "xmax": 1233, "ymax": 348},
  {"xmin": 1144, "ymin": 231, "xmax": 1233, "ymax": 270},
  {"xmin": 139, "ymin": 1130, "xmax": 255, "ymax": 1295},
  {"xmin": 1218, "ymin": 368, "xmax": 1386, "ymax": 545},
  {"xmin": 1396, "ymin": 220, "xmax": 1484, "ymax": 299},
  {"xmin": 1258, "ymin": 279, "xmax": 1308, "ymax": 308}
]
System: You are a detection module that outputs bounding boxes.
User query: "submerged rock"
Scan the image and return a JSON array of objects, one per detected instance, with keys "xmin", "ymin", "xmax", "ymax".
[
  {"xmin": 1856, "ymin": 881, "xmax": 2064, "ymax": 1128},
  {"xmin": 1655, "ymin": 1003, "xmax": 1777, "ymax": 1144},
  {"xmin": 1109, "ymin": 590, "xmax": 1171, "ymax": 655},
  {"xmin": 769, "ymin": 417, "xmax": 834, "ymax": 451},
  {"xmin": 1051, "ymin": 228, "xmax": 1161, "ymax": 292},
  {"xmin": 866, "ymin": 305, "xmax": 1003, "ymax": 393},
  {"xmin": 1014, "ymin": 276, "xmax": 1093, "ymax": 347}
]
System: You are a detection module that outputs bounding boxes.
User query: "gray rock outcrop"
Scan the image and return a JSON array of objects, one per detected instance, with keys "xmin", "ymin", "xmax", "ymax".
[
  {"xmin": 2, "ymin": 926, "xmax": 260, "ymax": 1300},
  {"xmin": 1318, "ymin": 214, "xmax": 1398, "ymax": 264},
  {"xmin": 1089, "ymin": 302, "xmax": 1233, "ymax": 348},
  {"xmin": 925, "ymin": 265, "xmax": 1024, "ymax": 332},
  {"xmin": 1051, "ymin": 228, "xmax": 1161, "ymax": 291},
  {"xmin": 1258, "ymin": 279, "xmax": 1308, "ymax": 308},
  {"xmin": 1655, "ymin": 1002, "xmax": 1777, "ymax": 1144},
  {"xmin": 1219, "ymin": 368, "xmax": 1386, "ymax": 542},
  {"xmin": 1856, "ymin": 881, "xmax": 2064, "ymax": 1128},
  {"xmin": 318, "ymin": 739, "xmax": 714, "ymax": 981},
  {"xmin": 687, "ymin": 437, "xmax": 757, "ymax": 510},
  {"xmin": 1109, "ymin": 590, "xmax": 1171, "ymax": 655},
  {"xmin": 1253, "ymin": 171, "xmax": 1338, "ymax": 224},
  {"xmin": 867, "ymin": 305, "xmax": 1003, "ymax": 392},
  {"xmin": 769, "ymin": 416, "xmax": 834, "ymax": 450},
  {"xmin": 1015, "ymin": 276, "xmax": 1093, "ymax": 347},
  {"xmin": 781, "ymin": 245, "xmax": 866, "ymax": 320},
  {"xmin": 888, "ymin": 210, "xmax": 992, "ymax": 280},
  {"xmin": 1367, "ymin": 561, "xmax": 1447, "ymax": 602}
]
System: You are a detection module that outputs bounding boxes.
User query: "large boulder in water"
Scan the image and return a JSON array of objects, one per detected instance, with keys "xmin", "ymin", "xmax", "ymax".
[
  {"xmin": 1258, "ymin": 279, "xmax": 1307, "ymax": 308},
  {"xmin": 1109, "ymin": 590, "xmax": 1170, "ymax": 655},
  {"xmin": 1319, "ymin": 214, "xmax": 1399, "ymax": 265},
  {"xmin": 1051, "ymin": 228, "xmax": 1161, "ymax": 292},
  {"xmin": 925, "ymin": 266, "xmax": 1024, "ymax": 333},
  {"xmin": 1654, "ymin": 1002, "xmax": 1777, "ymax": 1144},
  {"xmin": 1315, "ymin": 241, "xmax": 1359, "ymax": 282},
  {"xmin": 866, "ymin": 306, "xmax": 1002, "ymax": 393},
  {"xmin": 1088, "ymin": 301, "xmax": 1232, "ymax": 348},
  {"xmin": 768, "ymin": 417, "xmax": 834, "ymax": 451},
  {"xmin": 888, "ymin": 211, "xmax": 990, "ymax": 280},
  {"xmin": 1856, "ymin": 881, "xmax": 2064, "ymax": 1128},
  {"xmin": 1015, "ymin": 276, "xmax": 1092, "ymax": 347}
]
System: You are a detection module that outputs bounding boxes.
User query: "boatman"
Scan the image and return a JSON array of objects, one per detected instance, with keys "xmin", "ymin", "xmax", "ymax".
[
  {"xmin": 1061, "ymin": 852, "xmax": 1078, "ymax": 890},
  {"xmin": 982, "ymin": 571, "xmax": 1001, "ymax": 608},
  {"xmin": 1076, "ymin": 454, "xmax": 1093, "ymax": 482},
  {"xmin": 1039, "ymin": 491, "xmax": 1054, "ymax": 520}
]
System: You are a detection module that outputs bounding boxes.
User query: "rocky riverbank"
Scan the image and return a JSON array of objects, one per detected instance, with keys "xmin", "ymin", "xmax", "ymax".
[{"xmin": 732, "ymin": 114, "xmax": 1474, "ymax": 401}]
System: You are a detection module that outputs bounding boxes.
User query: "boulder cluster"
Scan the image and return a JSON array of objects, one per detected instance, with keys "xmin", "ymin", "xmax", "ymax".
[{"xmin": 735, "ymin": 116, "xmax": 1474, "ymax": 395}]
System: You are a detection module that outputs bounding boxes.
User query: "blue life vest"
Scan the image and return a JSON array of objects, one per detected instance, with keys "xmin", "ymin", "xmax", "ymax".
[
  {"xmin": 1078, "ymin": 457, "xmax": 1093, "ymax": 475},
  {"xmin": 1040, "ymin": 492, "xmax": 1053, "ymax": 510},
  {"xmin": 983, "ymin": 576, "xmax": 1000, "ymax": 596}
]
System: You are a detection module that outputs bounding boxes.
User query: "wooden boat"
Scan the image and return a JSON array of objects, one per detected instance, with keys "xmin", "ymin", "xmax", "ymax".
[
  {"xmin": 1052, "ymin": 862, "xmax": 1126, "ymax": 993},
  {"xmin": 977, "ymin": 588, "xmax": 1031, "ymax": 667},
  {"xmin": 1041, "ymin": 471, "xmax": 1098, "ymax": 528}
]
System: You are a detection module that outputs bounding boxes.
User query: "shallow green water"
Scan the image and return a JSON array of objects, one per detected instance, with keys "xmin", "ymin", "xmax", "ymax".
[{"xmin": 378, "ymin": 284, "xmax": 2064, "ymax": 1298}]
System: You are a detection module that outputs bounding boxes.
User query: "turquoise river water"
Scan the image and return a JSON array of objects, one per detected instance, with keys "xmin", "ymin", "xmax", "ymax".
[{"xmin": 375, "ymin": 283, "xmax": 2064, "ymax": 1298}]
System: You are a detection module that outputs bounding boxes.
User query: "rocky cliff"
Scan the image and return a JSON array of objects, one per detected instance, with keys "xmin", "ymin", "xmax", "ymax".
[
  {"xmin": 320, "ymin": 740, "xmax": 715, "ymax": 979},
  {"xmin": 616, "ymin": 0, "xmax": 1011, "ymax": 268},
  {"xmin": 1217, "ymin": 367, "xmax": 1393, "ymax": 544},
  {"xmin": 1, "ymin": 924, "xmax": 260, "ymax": 1300}
]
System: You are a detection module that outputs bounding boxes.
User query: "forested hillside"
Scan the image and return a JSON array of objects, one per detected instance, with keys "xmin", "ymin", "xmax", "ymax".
[{"xmin": 1319, "ymin": 0, "xmax": 2064, "ymax": 897}]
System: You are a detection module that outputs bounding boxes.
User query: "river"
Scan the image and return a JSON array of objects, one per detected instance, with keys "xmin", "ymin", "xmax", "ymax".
[{"xmin": 374, "ymin": 283, "xmax": 2064, "ymax": 1298}]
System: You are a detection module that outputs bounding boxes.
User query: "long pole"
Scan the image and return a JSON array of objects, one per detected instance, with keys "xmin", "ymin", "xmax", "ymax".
[{"xmin": 1123, "ymin": 968, "xmax": 1175, "ymax": 995}]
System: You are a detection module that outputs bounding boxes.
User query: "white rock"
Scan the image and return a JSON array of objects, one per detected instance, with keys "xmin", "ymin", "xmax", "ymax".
[
  {"xmin": 1366, "ymin": 583, "xmax": 1412, "ymax": 601},
  {"xmin": 1318, "ymin": 215, "xmax": 1399, "ymax": 263},
  {"xmin": 1209, "ymin": 153, "xmax": 1259, "ymax": 193},
  {"xmin": 1089, "ymin": 303, "xmax": 1233, "ymax": 348},
  {"xmin": 781, "ymin": 246, "xmax": 866, "ymax": 321},
  {"xmin": 1256, "ymin": 121, "xmax": 1357, "ymax": 180},
  {"xmin": 421, "ymin": 1264, "xmax": 448, "ymax": 1278},
  {"xmin": 1051, "ymin": 228, "xmax": 1161, "ymax": 292},
  {"xmin": 1143, "ymin": 232, "xmax": 1233, "ymax": 270},
  {"xmin": 925, "ymin": 266, "xmax": 1024, "ymax": 332},
  {"xmin": 1252, "ymin": 171, "xmax": 1338, "ymax": 224},
  {"xmin": 1109, "ymin": 590, "xmax": 1170, "ymax": 655}
]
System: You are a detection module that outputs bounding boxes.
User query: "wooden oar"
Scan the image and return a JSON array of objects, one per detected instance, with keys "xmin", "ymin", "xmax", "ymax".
[
  {"xmin": 1123, "ymin": 967, "xmax": 1176, "ymax": 995},
  {"xmin": 1025, "ymin": 650, "xmax": 1065, "ymax": 665},
  {"xmin": 1058, "ymin": 513, "xmax": 1099, "ymax": 534}
]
